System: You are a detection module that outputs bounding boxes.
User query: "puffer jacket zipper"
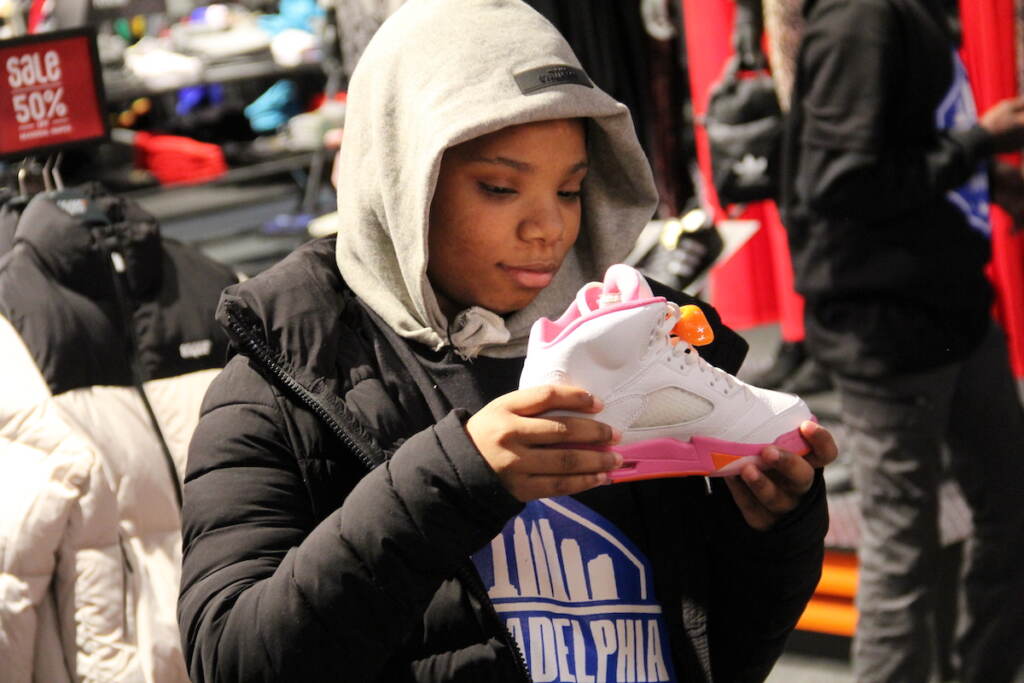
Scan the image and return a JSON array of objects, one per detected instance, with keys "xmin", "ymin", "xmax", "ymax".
[
  {"xmin": 455, "ymin": 564, "xmax": 532, "ymax": 682},
  {"xmin": 91, "ymin": 217, "xmax": 183, "ymax": 509},
  {"xmin": 223, "ymin": 305, "xmax": 382, "ymax": 471},
  {"xmin": 224, "ymin": 304, "xmax": 533, "ymax": 683}
]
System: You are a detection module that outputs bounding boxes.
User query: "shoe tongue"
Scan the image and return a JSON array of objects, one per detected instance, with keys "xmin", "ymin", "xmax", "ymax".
[
  {"xmin": 597, "ymin": 264, "xmax": 653, "ymax": 307},
  {"xmin": 575, "ymin": 282, "xmax": 603, "ymax": 314},
  {"xmin": 575, "ymin": 265, "xmax": 654, "ymax": 315}
]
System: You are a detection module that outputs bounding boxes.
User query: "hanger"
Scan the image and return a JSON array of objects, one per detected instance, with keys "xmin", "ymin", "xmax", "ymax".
[
  {"xmin": 16, "ymin": 157, "xmax": 44, "ymax": 198},
  {"xmin": 13, "ymin": 152, "xmax": 78, "ymax": 200},
  {"xmin": 40, "ymin": 152, "xmax": 64, "ymax": 193}
]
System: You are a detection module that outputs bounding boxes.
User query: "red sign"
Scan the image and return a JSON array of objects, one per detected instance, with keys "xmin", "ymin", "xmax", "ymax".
[{"xmin": 0, "ymin": 28, "xmax": 107, "ymax": 160}]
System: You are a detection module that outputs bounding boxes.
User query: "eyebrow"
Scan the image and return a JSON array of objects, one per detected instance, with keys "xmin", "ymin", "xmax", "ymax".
[{"xmin": 468, "ymin": 155, "xmax": 589, "ymax": 174}]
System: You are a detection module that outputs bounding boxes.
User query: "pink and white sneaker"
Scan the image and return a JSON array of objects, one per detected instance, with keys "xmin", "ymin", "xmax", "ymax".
[{"xmin": 520, "ymin": 264, "xmax": 814, "ymax": 483}]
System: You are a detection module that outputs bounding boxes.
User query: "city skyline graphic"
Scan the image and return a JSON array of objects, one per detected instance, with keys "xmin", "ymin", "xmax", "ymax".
[
  {"xmin": 486, "ymin": 498, "xmax": 649, "ymax": 607},
  {"xmin": 472, "ymin": 496, "xmax": 676, "ymax": 683}
]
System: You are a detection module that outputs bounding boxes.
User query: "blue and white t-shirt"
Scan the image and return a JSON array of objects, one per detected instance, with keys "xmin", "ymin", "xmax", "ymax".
[
  {"xmin": 472, "ymin": 496, "xmax": 677, "ymax": 683},
  {"xmin": 935, "ymin": 50, "xmax": 991, "ymax": 236}
]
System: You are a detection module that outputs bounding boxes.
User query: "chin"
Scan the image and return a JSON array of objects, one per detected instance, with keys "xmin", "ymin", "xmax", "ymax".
[{"xmin": 487, "ymin": 293, "xmax": 539, "ymax": 315}]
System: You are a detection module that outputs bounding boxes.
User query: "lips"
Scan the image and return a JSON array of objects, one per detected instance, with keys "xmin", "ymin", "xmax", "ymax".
[{"xmin": 501, "ymin": 262, "xmax": 557, "ymax": 289}]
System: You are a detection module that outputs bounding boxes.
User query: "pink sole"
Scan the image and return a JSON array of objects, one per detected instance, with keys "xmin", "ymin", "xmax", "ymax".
[{"xmin": 607, "ymin": 424, "xmax": 813, "ymax": 483}]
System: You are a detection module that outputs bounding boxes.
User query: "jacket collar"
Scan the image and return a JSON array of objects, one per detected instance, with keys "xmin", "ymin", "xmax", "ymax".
[
  {"xmin": 14, "ymin": 186, "xmax": 162, "ymax": 300},
  {"xmin": 216, "ymin": 237, "xmax": 393, "ymax": 469}
]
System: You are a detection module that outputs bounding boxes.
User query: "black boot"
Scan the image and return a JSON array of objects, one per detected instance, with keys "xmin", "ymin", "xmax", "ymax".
[
  {"xmin": 780, "ymin": 355, "xmax": 834, "ymax": 395},
  {"xmin": 745, "ymin": 340, "xmax": 806, "ymax": 390}
]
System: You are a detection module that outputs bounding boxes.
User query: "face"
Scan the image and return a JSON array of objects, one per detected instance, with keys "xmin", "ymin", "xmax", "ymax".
[{"xmin": 427, "ymin": 118, "xmax": 588, "ymax": 317}]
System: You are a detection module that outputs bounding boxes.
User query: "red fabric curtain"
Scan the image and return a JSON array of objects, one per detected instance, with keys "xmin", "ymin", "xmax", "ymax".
[
  {"xmin": 959, "ymin": 0, "xmax": 1024, "ymax": 378},
  {"xmin": 680, "ymin": 0, "xmax": 805, "ymax": 340}
]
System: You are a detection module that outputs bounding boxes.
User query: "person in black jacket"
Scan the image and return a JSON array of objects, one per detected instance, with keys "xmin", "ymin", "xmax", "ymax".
[
  {"xmin": 780, "ymin": 1, "xmax": 1024, "ymax": 681},
  {"xmin": 178, "ymin": 2, "xmax": 837, "ymax": 681}
]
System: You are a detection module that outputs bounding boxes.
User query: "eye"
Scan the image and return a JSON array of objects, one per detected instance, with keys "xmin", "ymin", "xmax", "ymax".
[
  {"xmin": 479, "ymin": 182, "xmax": 516, "ymax": 195},
  {"xmin": 558, "ymin": 189, "xmax": 582, "ymax": 200}
]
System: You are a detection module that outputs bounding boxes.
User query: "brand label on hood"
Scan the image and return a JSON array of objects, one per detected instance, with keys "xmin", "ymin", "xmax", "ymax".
[{"xmin": 514, "ymin": 64, "xmax": 593, "ymax": 95}]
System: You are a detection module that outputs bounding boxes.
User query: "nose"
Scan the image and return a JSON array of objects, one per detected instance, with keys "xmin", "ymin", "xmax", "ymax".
[{"xmin": 518, "ymin": 196, "xmax": 566, "ymax": 245}]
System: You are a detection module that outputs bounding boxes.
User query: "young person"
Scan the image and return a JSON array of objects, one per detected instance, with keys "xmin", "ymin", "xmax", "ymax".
[{"xmin": 178, "ymin": 2, "xmax": 837, "ymax": 681}]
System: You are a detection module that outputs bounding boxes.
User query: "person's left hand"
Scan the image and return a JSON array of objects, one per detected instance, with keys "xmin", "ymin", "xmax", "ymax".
[
  {"xmin": 990, "ymin": 160, "xmax": 1024, "ymax": 232},
  {"xmin": 723, "ymin": 421, "xmax": 838, "ymax": 531}
]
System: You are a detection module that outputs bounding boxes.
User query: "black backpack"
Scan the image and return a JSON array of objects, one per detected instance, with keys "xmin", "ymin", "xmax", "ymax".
[{"xmin": 704, "ymin": 0, "xmax": 783, "ymax": 208}]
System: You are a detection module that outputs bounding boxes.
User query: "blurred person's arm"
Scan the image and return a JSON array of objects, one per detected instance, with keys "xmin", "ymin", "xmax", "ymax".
[
  {"xmin": 794, "ymin": 1, "xmax": 994, "ymax": 222},
  {"xmin": 707, "ymin": 465, "xmax": 829, "ymax": 681}
]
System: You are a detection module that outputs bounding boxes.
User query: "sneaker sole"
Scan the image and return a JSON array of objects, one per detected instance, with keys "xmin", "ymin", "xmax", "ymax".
[{"xmin": 606, "ymin": 424, "xmax": 813, "ymax": 483}]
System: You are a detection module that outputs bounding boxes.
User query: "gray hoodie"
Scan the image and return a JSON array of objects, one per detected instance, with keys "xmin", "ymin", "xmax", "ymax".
[{"xmin": 334, "ymin": 0, "xmax": 660, "ymax": 358}]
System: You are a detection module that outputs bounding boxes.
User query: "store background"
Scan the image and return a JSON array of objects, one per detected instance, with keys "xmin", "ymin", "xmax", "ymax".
[{"xmin": 3, "ymin": 0, "xmax": 1024, "ymax": 679}]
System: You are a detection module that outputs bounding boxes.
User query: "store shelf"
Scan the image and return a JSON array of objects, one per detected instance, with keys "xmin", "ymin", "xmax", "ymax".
[
  {"xmin": 133, "ymin": 179, "xmax": 301, "ymax": 226},
  {"xmin": 135, "ymin": 176, "xmax": 335, "ymax": 276},
  {"xmin": 102, "ymin": 54, "xmax": 323, "ymax": 101},
  {"xmin": 124, "ymin": 150, "xmax": 321, "ymax": 197}
]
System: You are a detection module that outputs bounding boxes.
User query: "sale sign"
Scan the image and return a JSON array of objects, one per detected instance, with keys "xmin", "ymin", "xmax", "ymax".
[{"xmin": 0, "ymin": 28, "xmax": 107, "ymax": 160}]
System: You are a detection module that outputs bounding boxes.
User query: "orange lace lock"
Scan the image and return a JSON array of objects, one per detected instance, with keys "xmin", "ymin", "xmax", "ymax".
[{"xmin": 672, "ymin": 305, "xmax": 715, "ymax": 346}]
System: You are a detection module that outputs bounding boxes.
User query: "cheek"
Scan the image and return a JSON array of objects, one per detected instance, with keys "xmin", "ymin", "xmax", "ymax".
[
  {"xmin": 449, "ymin": 206, "xmax": 514, "ymax": 258},
  {"xmin": 428, "ymin": 212, "xmax": 497, "ymax": 287},
  {"xmin": 440, "ymin": 220, "xmax": 493, "ymax": 263},
  {"xmin": 562, "ymin": 205, "xmax": 583, "ymax": 249}
]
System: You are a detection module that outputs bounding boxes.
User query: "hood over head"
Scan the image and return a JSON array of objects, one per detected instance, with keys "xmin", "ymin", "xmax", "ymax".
[{"xmin": 335, "ymin": 0, "xmax": 659, "ymax": 358}]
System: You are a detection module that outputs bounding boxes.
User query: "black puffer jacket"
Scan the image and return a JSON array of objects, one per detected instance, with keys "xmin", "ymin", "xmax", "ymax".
[{"xmin": 179, "ymin": 238, "xmax": 828, "ymax": 683}]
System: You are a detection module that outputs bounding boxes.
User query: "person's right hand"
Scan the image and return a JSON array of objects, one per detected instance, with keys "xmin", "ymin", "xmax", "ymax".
[
  {"xmin": 980, "ymin": 96, "xmax": 1024, "ymax": 152},
  {"xmin": 466, "ymin": 385, "xmax": 622, "ymax": 502}
]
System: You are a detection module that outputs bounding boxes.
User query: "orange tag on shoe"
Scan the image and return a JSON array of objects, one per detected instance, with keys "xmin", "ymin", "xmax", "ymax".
[{"xmin": 672, "ymin": 305, "xmax": 714, "ymax": 346}]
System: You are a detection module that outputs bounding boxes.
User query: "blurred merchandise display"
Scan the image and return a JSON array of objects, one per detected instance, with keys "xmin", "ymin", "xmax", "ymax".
[{"xmin": 630, "ymin": 206, "xmax": 724, "ymax": 294}]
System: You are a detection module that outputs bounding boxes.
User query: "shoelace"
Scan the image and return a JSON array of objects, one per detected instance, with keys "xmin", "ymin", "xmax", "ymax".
[{"xmin": 660, "ymin": 304, "xmax": 738, "ymax": 394}]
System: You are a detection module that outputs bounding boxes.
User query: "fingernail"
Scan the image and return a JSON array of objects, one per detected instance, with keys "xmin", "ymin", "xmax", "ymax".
[
  {"xmin": 610, "ymin": 428, "xmax": 622, "ymax": 443},
  {"xmin": 802, "ymin": 420, "xmax": 818, "ymax": 434},
  {"xmin": 611, "ymin": 451, "xmax": 624, "ymax": 467},
  {"xmin": 590, "ymin": 395, "xmax": 604, "ymax": 412},
  {"xmin": 763, "ymin": 446, "xmax": 781, "ymax": 462},
  {"xmin": 596, "ymin": 472, "xmax": 611, "ymax": 485}
]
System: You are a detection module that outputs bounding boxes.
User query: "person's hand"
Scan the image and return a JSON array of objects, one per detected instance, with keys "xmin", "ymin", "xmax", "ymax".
[
  {"xmin": 990, "ymin": 160, "xmax": 1024, "ymax": 232},
  {"xmin": 980, "ymin": 97, "xmax": 1024, "ymax": 152},
  {"xmin": 466, "ymin": 385, "xmax": 622, "ymax": 502},
  {"xmin": 723, "ymin": 421, "xmax": 838, "ymax": 531}
]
